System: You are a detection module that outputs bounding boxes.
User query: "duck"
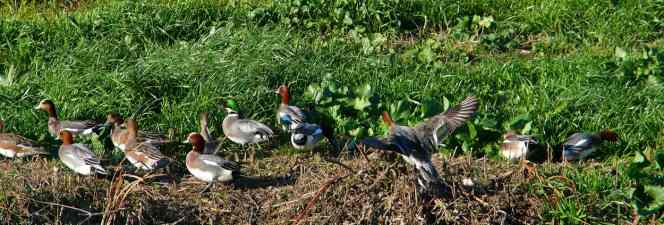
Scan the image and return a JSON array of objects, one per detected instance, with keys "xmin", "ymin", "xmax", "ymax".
[
  {"xmin": 106, "ymin": 112, "xmax": 169, "ymax": 151},
  {"xmin": 290, "ymin": 122, "xmax": 323, "ymax": 150},
  {"xmin": 0, "ymin": 120, "xmax": 48, "ymax": 158},
  {"xmin": 222, "ymin": 99, "xmax": 273, "ymax": 162},
  {"xmin": 275, "ymin": 85, "xmax": 305, "ymax": 131},
  {"xmin": 186, "ymin": 132, "xmax": 240, "ymax": 192},
  {"xmin": 35, "ymin": 99, "xmax": 102, "ymax": 138},
  {"xmin": 199, "ymin": 112, "xmax": 219, "ymax": 154},
  {"xmin": 58, "ymin": 130, "xmax": 107, "ymax": 176},
  {"xmin": 561, "ymin": 129, "xmax": 618, "ymax": 161},
  {"xmin": 123, "ymin": 119, "xmax": 169, "ymax": 170},
  {"xmin": 360, "ymin": 96, "xmax": 478, "ymax": 198},
  {"xmin": 500, "ymin": 131, "xmax": 537, "ymax": 161}
]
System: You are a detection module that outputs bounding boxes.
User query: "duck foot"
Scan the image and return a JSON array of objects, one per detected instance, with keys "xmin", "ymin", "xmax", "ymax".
[{"xmin": 200, "ymin": 183, "xmax": 214, "ymax": 194}]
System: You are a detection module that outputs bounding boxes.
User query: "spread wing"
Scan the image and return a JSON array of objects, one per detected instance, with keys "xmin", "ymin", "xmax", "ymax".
[{"xmin": 417, "ymin": 96, "xmax": 478, "ymax": 136}]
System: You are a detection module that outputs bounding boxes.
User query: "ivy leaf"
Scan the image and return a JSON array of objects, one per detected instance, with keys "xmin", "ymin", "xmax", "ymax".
[
  {"xmin": 627, "ymin": 151, "xmax": 650, "ymax": 179},
  {"xmin": 417, "ymin": 47, "xmax": 435, "ymax": 63},
  {"xmin": 343, "ymin": 13, "xmax": 353, "ymax": 25},
  {"xmin": 478, "ymin": 16, "xmax": 495, "ymax": 29},
  {"xmin": 355, "ymin": 83, "xmax": 373, "ymax": 98},
  {"xmin": 421, "ymin": 97, "xmax": 443, "ymax": 118},
  {"xmin": 615, "ymin": 47, "xmax": 627, "ymax": 60},
  {"xmin": 634, "ymin": 185, "xmax": 664, "ymax": 215},
  {"xmin": 352, "ymin": 97, "xmax": 371, "ymax": 111},
  {"xmin": 655, "ymin": 150, "xmax": 664, "ymax": 170},
  {"xmin": 467, "ymin": 122, "xmax": 477, "ymax": 139}
]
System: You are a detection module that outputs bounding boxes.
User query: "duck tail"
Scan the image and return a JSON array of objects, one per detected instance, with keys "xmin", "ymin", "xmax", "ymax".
[
  {"xmin": 415, "ymin": 161, "xmax": 451, "ymax": 199},
  {"xmin": 598, "ymin": 129, "xmax": 619, "ymax": 143}
]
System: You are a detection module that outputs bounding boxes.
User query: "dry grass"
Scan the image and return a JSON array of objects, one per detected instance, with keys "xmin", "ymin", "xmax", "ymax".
[{"xmin": 0, "ymin": 151, "xmax": 554, "ymax": 225}]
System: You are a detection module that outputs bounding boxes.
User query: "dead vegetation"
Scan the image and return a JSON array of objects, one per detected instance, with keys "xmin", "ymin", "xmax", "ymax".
[{"xmin": 0, "ymin": 151, "xmax": 631, "ymax": 225}]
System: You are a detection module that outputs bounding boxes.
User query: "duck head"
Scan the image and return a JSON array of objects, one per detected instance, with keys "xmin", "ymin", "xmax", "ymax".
[
  {"xmin": 381, "ymin": 111, "xmax": 394, "ymax": 128},
  {"xmin": 106, "ymin": 112, "xmax": 124, "ymax": 126},
  {"xmin": 59, "ymin": 130, "xmax": 74, "ymax": 145},
  {"xmin": 503, "ymin": 130, "xmax": 518, "ymax": 140},
  {"xmin": 35, "ymin": 99, "xmax": 57, "ymax": 118},
  {"xmin": 598, "ymin": 129, "xmax": 619, "ymax": 142},
  {"xmin": 223, "ymin": 99, "xmax": 240, "ymax": 115},
  {"xmin": 275, "ymin": 85, "xmax": 290, "ymax": 104},
  {"xmin": 186, "ymin": 132, "xmax": 206, "ymax": 153}
]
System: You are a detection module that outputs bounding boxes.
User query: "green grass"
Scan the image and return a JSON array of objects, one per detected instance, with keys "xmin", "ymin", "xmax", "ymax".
[{"xmin": 1, "ymin": 0, "xmax": 664, "ymax": 224}]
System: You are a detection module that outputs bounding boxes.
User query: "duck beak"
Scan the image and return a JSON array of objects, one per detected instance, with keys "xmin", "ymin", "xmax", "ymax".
[{"xmin": 34, "ymin": 105, "xmax": 41, "ymax": 110}]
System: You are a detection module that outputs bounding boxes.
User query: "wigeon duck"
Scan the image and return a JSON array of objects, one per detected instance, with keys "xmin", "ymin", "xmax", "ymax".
[
  {"xmin": 361, "ymin": 96, "xmax": 478, "ymax": 198},
  {"xmin": 290, "ymin": 122, "xmax": 323, "ymax": 150},
  {"xmin": 222, "ymin": 99, "xmax": 273, "ymax": 162},
  {"xmin": 501, "ymin": 131, "xmax": 552, "ymax": 163},
  {"xmin": 500, "ymin": 131, "xmax": 537, "ymax": 161},
  {"xmin": 35, "ymin": 99, "xmax": 102, "ymax": 138},
  {"xmin": 275, "ymin": 85, "xmax": 306, "ymax": 131},
  {"xmin": 0, "ymin": 120, "xmax": 48, "ymax": 158},
  {"xmin": 561, "ymin": 129, "xmax": 618, "ymax": 161},
  {"xmin": 199, "ymin": 112, "xmax": 219, "ymax": 154},
  {"xmin": 106, "ymin": 112, "xmax": 169, "ymax": 151},
  {"xmin": 123, "ymin": 119, "xmax": 169, "ymax": 170},
  {"xmin": 186, "ymin": 132, "xmax": 240, "ymax": 192},
  {"xmin": 58, "ymin": 130, "xmax": 107, "ymax": 175}
]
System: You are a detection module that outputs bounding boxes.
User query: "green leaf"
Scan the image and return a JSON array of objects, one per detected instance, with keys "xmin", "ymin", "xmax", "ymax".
[
  {"xmin": 615, "ymin": 47, "xmax": 627, "ymax": 60},
  {"xmin": 355, "ymin": 83, "xmax": 373, "ymax": 97},
  {"xmin": 655, "ymin": 150, "xmax": 664, "ymax": 169},
  {"xmin": 627, "ymin": 151, "xmax": 650, "ymax": 179},
  {"xmin": 421, "ymin": 97, "xmax": 443, "ymax": 118},
  {"xmin": 521, "ymin": 121, "xmax": 533, "ymax": 135},
  {"xmin": 352, "ymin": 97, "xmax": 371, "ymax": 111},
  {"xmin": 507, "ymin": 113, "xmax": 531, "ymax": 130},
  {"xmin": 343, "ymin": 13, "xmax": 353, "ymax": 25},
  {"xmin": 417, "ymin": 47, "xmax": 435, "ymax": 63},
  {"xmin": 305, "ymin": 84, "xmax": 323, "ymax": 103},
  {"xmin": 478, "ymin": 16, "xmax": 495, "ymax": 29},
  {"xmin": 467, "ymin": 122, "xmax": 477, "ymax": 139},
  {"xmin": 642, "ymin": 185, "xmax": 664, "ymax": 213}
]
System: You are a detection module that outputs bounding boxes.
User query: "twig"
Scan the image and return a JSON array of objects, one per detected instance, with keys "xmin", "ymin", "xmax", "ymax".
[
  {"xmin": 323, "ymin": 157, "xmax": 354, "ymax": 173},
  {"xmin": 291, "ymin": 173, "xmax": 350, "ymax": 225},
  {"xmin": 271, "ymin": 192, "xmax": 316, "ymax": 208},
  {"xmin": 22, "ymin": 196, "xmax": 102, "ymax": 225}
]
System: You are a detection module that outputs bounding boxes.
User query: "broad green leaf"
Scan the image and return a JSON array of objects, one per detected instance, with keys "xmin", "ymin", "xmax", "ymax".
[
  {"xmin": 421, "ymin": 97, "xmax": 443, "ymax": 118},
  {"xmin": 352, "ymin": 97, "xmax": 371, "ymax": 111},
  {"xmin": 627, "ymin": 151, "xmax": 650, "ymax": 179},
  {"xmin": 521, "ymin": 121, "xmax": 533, "ymax": 135},
  {"xmin": 467, "ymin": 122, "xmax": 477, "ymax": 139},
  {"xmin": 478, "ymin": 16, "xmax": 495, "ymax": 29},
  {"xmin": 643, "ymin": 185, "xmax": 664, "ymax": 211},
  {"xmin": 356, "ymin": 83, "xmax": 373, "ymax": 97},
  {"xmin": 507, "ymin": 113, "xmax": 531, "ymax": 130},
  {"xmin": 655, "ymin": 150, "xmax": 664, "ymax": 169},
  {"xmin": 615, "ymin": 47, "xmax": 627, "ymax": 60},
  {"xmin": 417, "ymin": 47, "xmax": 435, "ymax": 63},
  {"xmin": 343, "ymin": 13, "xmax": 353, "ymax": 25}
]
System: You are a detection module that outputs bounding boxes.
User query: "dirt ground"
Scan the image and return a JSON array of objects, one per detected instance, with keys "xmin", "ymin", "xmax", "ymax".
[{"xmin": 0, "ymin": 150, "xmax": 551, "ymax": 225}]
